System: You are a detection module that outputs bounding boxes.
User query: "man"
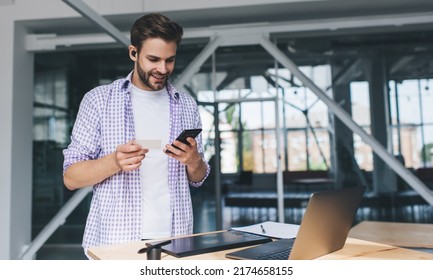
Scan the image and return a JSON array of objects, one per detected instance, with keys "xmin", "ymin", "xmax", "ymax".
[{"xmin": 62, "ymin": 13, "xmax": 210, "ymax": 257}]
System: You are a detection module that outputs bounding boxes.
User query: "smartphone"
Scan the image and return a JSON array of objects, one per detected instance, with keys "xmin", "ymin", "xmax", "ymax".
[
  {"xmin": 175, "ymin": 128, "xmax": 202, "ymax": 144},
  {"xmin": 166, "ymin": 128, "xmax": 202, "ymax": 153}
]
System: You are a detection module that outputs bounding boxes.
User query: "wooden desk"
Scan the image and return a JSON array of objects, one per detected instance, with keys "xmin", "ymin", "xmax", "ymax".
[
  {"xmin": 349, "ymin": 221, "xmax": 433, "ymax": 249},
  {"xmin": 88, "ymin": 235, "xmax": 433, "ymax": 260}
]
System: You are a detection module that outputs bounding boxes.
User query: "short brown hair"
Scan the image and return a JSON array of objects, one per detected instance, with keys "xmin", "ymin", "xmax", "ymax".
[{"xmin": 130, "ymin": 13, "xmax": 183, "ymax": 52}]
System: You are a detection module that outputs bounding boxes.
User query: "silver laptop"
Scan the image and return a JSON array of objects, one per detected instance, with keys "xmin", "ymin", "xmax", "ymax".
[{"xmin": 226, "ymin": 186, "xmax": 366, "ymax": 260}]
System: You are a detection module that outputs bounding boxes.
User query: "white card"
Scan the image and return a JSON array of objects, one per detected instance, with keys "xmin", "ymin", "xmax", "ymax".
[{"xmin": 135, "ymin": 139, "xmax": 162, "ymax": 149}]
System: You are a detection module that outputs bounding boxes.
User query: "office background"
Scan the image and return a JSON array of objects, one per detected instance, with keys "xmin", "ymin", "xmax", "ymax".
[{"xmin": 1, "ymin": 0, "xmax": 433, "ymax": 260}]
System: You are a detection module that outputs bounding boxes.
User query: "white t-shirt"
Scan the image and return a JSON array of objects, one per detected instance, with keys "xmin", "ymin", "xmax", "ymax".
[{"xmin": 131, "ymin": 84, "xmax": 171, "ymax": 239}]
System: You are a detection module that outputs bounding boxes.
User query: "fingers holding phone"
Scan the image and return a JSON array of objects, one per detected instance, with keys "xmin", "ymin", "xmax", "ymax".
[
  {"xmin": 164, "ymin": 129, "xmax": 201, "ymax": 154},
  {"xmin": 165, "ymin": 138, "xmax": 201, "ymax": 167},
  {"xmin": 164, "ymin": 129, "xmax": 202, "ymax": 165},
  {"xmin": 165, "ymin": 137, "xmax": 197, "ymax": 155}
]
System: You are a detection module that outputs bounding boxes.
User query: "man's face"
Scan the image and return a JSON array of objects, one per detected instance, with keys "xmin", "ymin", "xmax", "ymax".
[{"xmin": 134, "ymin": 37, "xmax": 177, "ymax": 91}]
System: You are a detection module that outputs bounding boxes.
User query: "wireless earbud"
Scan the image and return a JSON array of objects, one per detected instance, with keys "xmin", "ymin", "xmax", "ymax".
[{"xmin": 131, "ymin": 50, "xmax": 136, "ymax": 57}]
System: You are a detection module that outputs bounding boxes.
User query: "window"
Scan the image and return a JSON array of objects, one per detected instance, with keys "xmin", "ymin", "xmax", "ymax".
[{"xmin": 389, "ymin": 79, "xmax": 433, "ymax": 168}]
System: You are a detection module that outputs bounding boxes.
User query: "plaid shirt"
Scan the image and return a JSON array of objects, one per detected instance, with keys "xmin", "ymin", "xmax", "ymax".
[{"xmin": 63, "ymin": 72, "xmax": 210, "ymax": 251}]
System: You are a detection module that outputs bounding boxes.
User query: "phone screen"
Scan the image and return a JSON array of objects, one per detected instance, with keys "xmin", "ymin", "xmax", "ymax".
[{"xmin": 166, "ymin": 129, "xmax": 202, "ymax": 153}]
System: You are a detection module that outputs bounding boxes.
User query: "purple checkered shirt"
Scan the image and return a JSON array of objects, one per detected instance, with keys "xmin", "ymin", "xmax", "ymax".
[{"xmin": 63, "ymin": 71, "xmax": 210, "ymax": 252}]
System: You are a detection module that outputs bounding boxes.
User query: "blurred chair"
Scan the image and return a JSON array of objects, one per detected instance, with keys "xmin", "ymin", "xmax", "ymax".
[{"xmin": 223, "ymin": 170, "xmax": 253, "ymax": 194}]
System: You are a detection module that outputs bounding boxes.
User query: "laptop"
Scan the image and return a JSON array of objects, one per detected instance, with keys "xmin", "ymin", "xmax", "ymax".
[{"xmin": 226, "ymin": 185, "xmax": 366, "ymax": 260}]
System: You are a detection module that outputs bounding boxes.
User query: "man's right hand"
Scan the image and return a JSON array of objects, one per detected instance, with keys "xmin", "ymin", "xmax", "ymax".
[
  {"xmin": 114, "ymin": 140, "xmax": 149, "ymax": 172},
  {"xmin": 64, "ymin": 140, "xmax": 149, "ymax": 190}
]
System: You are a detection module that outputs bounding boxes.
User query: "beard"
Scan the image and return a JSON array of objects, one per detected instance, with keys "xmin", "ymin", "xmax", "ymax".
[{"xmin": 136, "ymin": 60, "xmax": 169, "ymax": 91}]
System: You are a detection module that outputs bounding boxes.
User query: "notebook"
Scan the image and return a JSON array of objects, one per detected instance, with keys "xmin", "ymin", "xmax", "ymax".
[
  {"xmin": 159, "ymin": 230, "xmax": 272, "ymax": 258},
  {"xmin": 226, "ymin": 185, "xmax": 366, "ymax": 260}
]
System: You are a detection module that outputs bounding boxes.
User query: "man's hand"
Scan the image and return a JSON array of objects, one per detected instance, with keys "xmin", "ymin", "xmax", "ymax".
[
  {"xmin": 64, "ymin": 140, "xmax": 148, "ymax": 190},
  {"xmin": 164, "ymin": 137, "xmax": 201, "ymax": 167},
  {"xmin": 164, "ymin": 137, "xmax": 207, "ymax": 182},
  {"xmin": 115, "ymin": 140, "xmax": 149, "ymax": 172}
]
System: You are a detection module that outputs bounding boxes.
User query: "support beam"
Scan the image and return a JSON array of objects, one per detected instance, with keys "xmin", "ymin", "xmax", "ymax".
[
  {"xmin": 331, "ymin": 79, "xmax": 364, "ymax": 189},
  {"xmin": 216, "ymin": 68, "xmax": 241, "ymax": 91},
  {"xmin": 19, "ymin": 187, "xmax": 92, "ymax": 259},
  {"xmin": 365, "ymin": 58, "xmax": 397, "ymax": 193},
  {"xmin": 62, "ymin": 0, "xmax": 129, "ymax": 47},
  {"xmin": 217, "ymin": 66, "xmax": 266, "ymax": 91},
  {"xmin": 273, "ymin": 67, "xmax": 284, "ymax": 223},
  {"xmin": 173, "ymin": 36, "xmax": 223, "ymax": 89},
  {"xmin": 213, "ymin": 103, "xmax": 222, "ymax": 230},
  {"xmin": 390, "ymin": 56, "xmax": 416, "ymax": 75},
  {"xmin": 259, "ymin": 36, "xmax": 433, "ymax": 205},
  {"xmin": 333, "ymin": 59, "xmax": 364, "ymax": 86}
]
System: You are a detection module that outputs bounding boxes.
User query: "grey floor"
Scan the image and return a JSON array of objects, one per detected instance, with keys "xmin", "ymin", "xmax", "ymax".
[{"xmin": 35, "ymin": 189, "xmax": 433, "ymax": 260}]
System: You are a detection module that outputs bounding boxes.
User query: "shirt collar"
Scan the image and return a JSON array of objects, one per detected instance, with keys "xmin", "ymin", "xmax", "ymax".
[{"xmin": 122, "ymin": 70, "xmax": 180, "ymax": 101}]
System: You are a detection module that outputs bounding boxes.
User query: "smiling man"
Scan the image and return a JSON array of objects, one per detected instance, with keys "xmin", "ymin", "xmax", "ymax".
[{"xmin": 62, "ymin": 13, "xmax": 210, "ymax": 258}]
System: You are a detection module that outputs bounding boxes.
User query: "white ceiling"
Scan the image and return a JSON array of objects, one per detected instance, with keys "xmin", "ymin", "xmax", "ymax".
[
  {"xmin": 27, "ymin": 0, "xmax": 433, "ymax": 82},
  {"xmin": 23, "ymin": 0, "xmax": 433, "ymax": 35}
]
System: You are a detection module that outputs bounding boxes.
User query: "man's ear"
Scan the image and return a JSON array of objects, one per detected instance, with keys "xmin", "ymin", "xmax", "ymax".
[{"xmin": 129, "ymin": 46, "xmax": 137, "ymax": 61}]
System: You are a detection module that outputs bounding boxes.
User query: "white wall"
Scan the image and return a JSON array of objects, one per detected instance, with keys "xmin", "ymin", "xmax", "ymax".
[
  {"xmin": 10, "ymin": 22, "xmax": 34, "ymax": 259},
  {"xmin": 0, "ymin": 3, "xmax": 14, "ymax": 260}
]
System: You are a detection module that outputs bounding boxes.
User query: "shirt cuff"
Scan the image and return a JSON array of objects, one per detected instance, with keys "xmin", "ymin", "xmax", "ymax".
[{"xmin": 189, "ymin": 159, "xmax": 211, "ymax": 187}]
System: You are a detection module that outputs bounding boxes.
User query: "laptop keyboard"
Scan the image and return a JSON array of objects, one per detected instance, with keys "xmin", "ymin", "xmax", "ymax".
[
  {"xmin": 256, "ymin": 247, "xmax": 292, "ymax": 260},
  {"xmin": 226, "ymin": 237, "xmax": 296, "ymax": 260}
]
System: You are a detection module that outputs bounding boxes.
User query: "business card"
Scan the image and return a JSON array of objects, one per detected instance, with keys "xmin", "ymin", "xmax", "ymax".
[{"xmin": 135, "ymin": 139, "xmax": 162, "ymax": 149}]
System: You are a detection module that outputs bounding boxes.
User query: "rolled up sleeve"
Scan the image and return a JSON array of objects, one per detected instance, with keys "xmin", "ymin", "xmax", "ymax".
[{"xmin": 63, "ymin": 92, "xmax": 101, "ymax": 173}]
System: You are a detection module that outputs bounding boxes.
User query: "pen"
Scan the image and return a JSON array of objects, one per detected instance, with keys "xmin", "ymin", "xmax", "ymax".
[{"xmin": 260, "ymin": 224, "xmax": 266, "ymax": 234}]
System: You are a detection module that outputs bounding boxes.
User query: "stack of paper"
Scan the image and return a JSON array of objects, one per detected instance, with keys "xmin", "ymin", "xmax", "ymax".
[{"xmin": 232, "ymin": 221, "xmax": 300, "ymax": 239}]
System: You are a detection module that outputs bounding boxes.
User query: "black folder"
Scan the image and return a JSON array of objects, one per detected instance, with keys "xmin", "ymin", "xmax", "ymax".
[{"xmin": 158, "ymin": 230, "xmax": 272, "ymax": 258}]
